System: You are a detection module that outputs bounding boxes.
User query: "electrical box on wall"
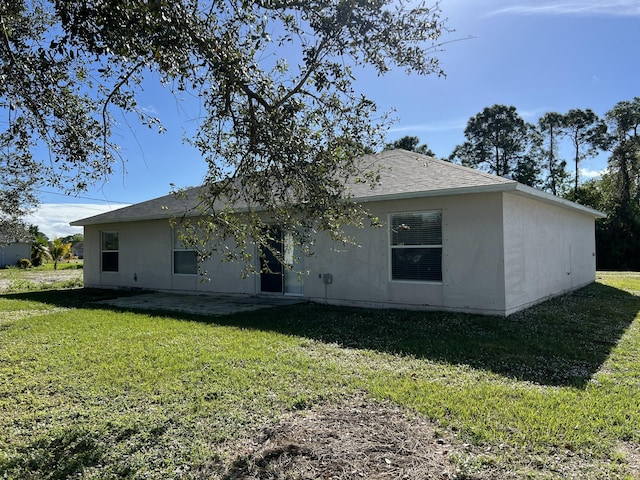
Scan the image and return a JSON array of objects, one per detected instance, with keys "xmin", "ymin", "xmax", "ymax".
[{"xmin": 322, "ymin": 273, "xmax": 333, "ymax": 284}]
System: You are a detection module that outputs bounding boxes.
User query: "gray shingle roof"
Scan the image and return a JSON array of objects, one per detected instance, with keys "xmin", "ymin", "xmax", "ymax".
[
  {"xmin": 346, "ymin": 149, "xmax": 514, "ymax": 200},
  {"xmin": 71, "ymin": 149, "xmax": 603, "ymax": 226},
  {"xmin": 69, "ymin": 186, "xmax": 205, "ymax": 226}
]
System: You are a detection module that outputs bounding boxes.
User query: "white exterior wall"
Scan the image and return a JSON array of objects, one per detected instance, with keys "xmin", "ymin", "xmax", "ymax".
[
  {"xmin": 85, "ymin": 221, "xmax": 168, "ymax": 290},
  {"xmin": 83, "ymin": 220, "xmax": 256, "ymax": 295},
  {"xmin": 82, "ymin": 195, "xmax": 507, "ymax": 314},
  {"xmin": 502, "ymin": 192, "xmax": 596, "ymax": 315},
  {"xmin": 0, "ymin": 243, "xmax": 31, "ymax": 268},
  {"xmin": 304, "ymin": 193, "xmax": 507, "ymax": 315}
]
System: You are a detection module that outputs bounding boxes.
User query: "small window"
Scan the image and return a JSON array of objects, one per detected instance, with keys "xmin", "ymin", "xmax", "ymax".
[
  {"xmin": 173, "ymin": 228, "xmax": 197, "ymax": 275},
  {"xmin": 390, "ymin": 211, "xmax": 442, "ymax": 282},
  {"xmin": 101, "ymin": 232, "xmax": 119, "ymax": 272}
]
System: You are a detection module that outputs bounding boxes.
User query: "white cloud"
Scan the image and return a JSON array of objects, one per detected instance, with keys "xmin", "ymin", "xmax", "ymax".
[
  {"xmin": 579, "ymin": 167, "xmax": 607, "ymax": 180},
  {"xmin": 519, "ymin": 107, "xmax": 549, "ymax": 120},
  {"xmin": 388, "ymin": 119, "xmax": 468, "ymax": 134},
  {"xmin": 488, "ymin": 1, "xmax": 640, "ymax": 17},
  {"xmin": 388, "ymin": 109, "xmax": 545, "ymax": 136},
  {"xmin": 141, "ymin": 104, "xmax": 159, "ymax": 115},
  {"xmin": 24, "ymin": 203, "xmax": 130, "ymax": 240}
]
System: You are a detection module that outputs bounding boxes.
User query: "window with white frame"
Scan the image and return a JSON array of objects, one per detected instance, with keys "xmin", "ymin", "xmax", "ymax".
[
  {"xmin": 390, "ymin": 211, "xmax": 442, "ymax": 282},
  {"xmin": 101, "ymin": 231, "xmax": 119, "ymax": 272},
  {"xmin": 173, "ymin": 228, "xmax": 198, "ymax": 275}
]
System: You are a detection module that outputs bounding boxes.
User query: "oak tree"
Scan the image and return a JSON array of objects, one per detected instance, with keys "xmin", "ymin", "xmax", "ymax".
[
  {"xmin": 0, "ymin": 121, "xmax": 38, "ymax": 244},
  {"xmin": 0, "ymin": 0, "xmax": 447, "ymax": 263}
]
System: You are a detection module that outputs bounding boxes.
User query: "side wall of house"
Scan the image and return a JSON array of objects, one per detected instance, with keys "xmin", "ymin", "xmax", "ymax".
[
  {"xmin": 304, "ymin": 193, "xmax": 508, "ymax": 315},
  {"xmin": 84, "ymin": 220, "xmax": 168, "ymax": 290},
  {"xmin": 83, "ymin": 220, "xmax": 257, "ymax": 294},
  {"xmin": 502, "ymin": 193, "xmax": 596, "ymax": 315},
  {"xmin": 0, "ymin": 243, "xmax": 31, "ymax": 268}
]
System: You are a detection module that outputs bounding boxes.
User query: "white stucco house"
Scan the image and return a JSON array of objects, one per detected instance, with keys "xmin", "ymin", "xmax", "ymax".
[{"xmin": 71, "ymin": 150, "xmax": 605, "ymax": 316}]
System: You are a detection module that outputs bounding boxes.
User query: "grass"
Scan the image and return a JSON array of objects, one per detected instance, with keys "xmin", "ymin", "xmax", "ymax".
[
  {"xmin": 33, "ymin": 260, "xmax": 84, "ymax": 271},
  {"xmin": 0, "ymin": 261, "xmax": 84, "ymax": 292},
  {"xmin": 0, "ymin": 260, "xmax": 83, "ymax": 273},
  {"xmin": 0, "ymin": 273, "xmax": 639, "ymax": 478},
  {"xmin": 3, "ymin": 277, "xmax": 84, "ymax": 293}
]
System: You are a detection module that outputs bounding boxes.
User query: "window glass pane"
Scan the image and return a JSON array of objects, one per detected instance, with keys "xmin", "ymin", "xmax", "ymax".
[
  {"xmin": 284, "ymin": 232, "xmax": 304, "ymax": 295},
  {"xmin": 391, "ymin": 212, "xmax": 441, "ymax": 246},
  {"xmin": 102, "ymin": 252, "xmax": 119, "ymax": 272},
  {"xmin": 392, "ymin": 247, "xmax": 442, "ymax": 281},
  {"xmin": 102, "ymin": 232, "xmax": 118, "ymax": 251},
  {"xmin": 174, "ymin": 250, "xmax": 197, "ymax": 275}
]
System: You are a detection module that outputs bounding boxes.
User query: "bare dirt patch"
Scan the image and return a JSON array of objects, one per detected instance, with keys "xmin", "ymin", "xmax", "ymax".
[
  {"xmin": 221, "ymin": 397, "xmax": 459, "ymax": 479},
  {"xmin": 618, "ymin": 442, "xmax": 640, "ymax": 479},
  {"xmin": 202, "ymin": 395, "xmax": 634, "ymax": 480}
]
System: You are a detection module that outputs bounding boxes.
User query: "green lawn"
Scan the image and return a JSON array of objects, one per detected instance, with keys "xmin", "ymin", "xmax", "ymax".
[
  {"xmin": 0, "ymin": 262, "xmax": 83, "ymax": 293},
  {"xmin": 0, "ymin": 261, "xmax": 83, "ymax": 273},
  {"xmin": 0, "ymin": 273, "xmax": 639, "ymax": 479}
]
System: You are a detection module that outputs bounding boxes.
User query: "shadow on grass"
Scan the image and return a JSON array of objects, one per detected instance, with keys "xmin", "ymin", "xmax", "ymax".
[
  {"xmin": 5, "ymin": 427, "xmax": 105, "ymax": 480},
  {"xmin": 1, "ymin": 421, "xmax": 168, "ymax": 480},
  {"xmin": 4, "ymin": 282, "xmax": 640, "ymax": 388}
]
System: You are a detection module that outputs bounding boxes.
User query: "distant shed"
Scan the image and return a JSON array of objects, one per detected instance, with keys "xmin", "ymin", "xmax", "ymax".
[{"xmin": 0, "ymin": 237, "xmax": 31, "ymax": 268}]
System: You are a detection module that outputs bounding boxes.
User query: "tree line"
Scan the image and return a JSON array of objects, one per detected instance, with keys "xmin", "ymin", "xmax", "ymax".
[{"xmin": 388, "ymin": 97, "xmax": 640, "ymax": 270}]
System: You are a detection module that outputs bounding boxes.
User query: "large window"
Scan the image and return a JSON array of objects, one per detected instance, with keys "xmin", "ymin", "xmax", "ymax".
[
  {"xmin": 390, "ymin": 211, "xmax": 442, "ymax": 282},
  {"xmin": 101, "ymin": 232, "xmax": 119, "ymax": 272},
  {"xmin": 173, "ymin": 228, "xmax": 198, "ymax": 275}
]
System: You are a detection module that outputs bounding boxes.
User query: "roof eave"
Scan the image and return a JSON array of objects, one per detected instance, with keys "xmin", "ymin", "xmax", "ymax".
[
  {"xmin": 69, "ymin": 203, "xmax": 267, "ymax": 226},
  {"xmin": 351, "ymin": 182, "xmax": 518, "ymax": 204}
]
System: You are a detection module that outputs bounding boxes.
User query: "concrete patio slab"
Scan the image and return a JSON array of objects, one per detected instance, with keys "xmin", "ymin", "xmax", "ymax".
[{"xmin": 96, "ymin": 292, "xmax": 304, "ymax": 316}]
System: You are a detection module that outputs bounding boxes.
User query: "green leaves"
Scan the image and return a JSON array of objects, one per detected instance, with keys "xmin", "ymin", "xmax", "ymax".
[
  {"xmin": 450, "ymin": 104, "xmax": 532, "ymax": 180},
  {"xmin": 595, "ymin": 98, "xmax": 640, "ymax": 270},
  {"xmin": 384, "ymin": 135, "xmax": 435, "ymax": 157},
  {"xmin": 2, "ymin": 0, "xmax": 447, "ymax": 259}
]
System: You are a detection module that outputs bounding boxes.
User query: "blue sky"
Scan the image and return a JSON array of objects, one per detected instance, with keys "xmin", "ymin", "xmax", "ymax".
[{"xmin": 28, "ymin": 0, "xmax": 640, "ymax": 238}]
